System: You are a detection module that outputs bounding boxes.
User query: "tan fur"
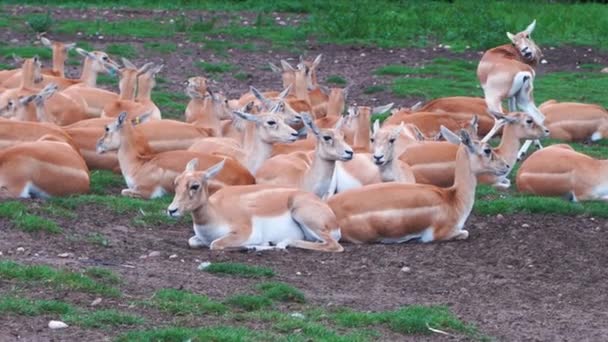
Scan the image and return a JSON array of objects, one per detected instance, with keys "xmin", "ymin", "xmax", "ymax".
[{"xmin": 538, "ymin": 100, "xmax": 608, "ymax": 141}]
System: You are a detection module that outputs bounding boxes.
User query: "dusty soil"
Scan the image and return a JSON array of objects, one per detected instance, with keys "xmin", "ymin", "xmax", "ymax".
[{"xmin": 1, "ymin": 5, "xmax": 608, "ymax": 342}]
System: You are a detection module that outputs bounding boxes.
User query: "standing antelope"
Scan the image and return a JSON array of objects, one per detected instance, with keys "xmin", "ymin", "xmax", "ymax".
[
  {"xmin": 255, "ymin": 114, "xmax": 353, "ymax": 198},
  {"xmin": 477, "ymin": 20, "xmax": 544, "ymax": 158},
  {"xmin": 96, "ymin": 112, "xmax": 254, "ymax": 199},
  {"xmin": 167, "ymin": 159, "xmax": 343, "ymax": 252},
  {"xmin": 327, "ymin": 127, "xmax": 510, "ymax": 244},
  {"xmin": 0, "ymin": 137, "xmax": 90, "ymax": 199},
  {"xmin": 516, "ymin": 144, "xmax": 608, "ymax": 201}
]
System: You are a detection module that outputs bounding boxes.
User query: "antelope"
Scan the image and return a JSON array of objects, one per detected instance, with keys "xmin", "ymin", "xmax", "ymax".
[
  {"xmin": 101, "ymin": 58, "xmax": 151, "ymax": 119},
  {"xmin": 96, "ymin": 112, "xmax": 254, "ymax": 199},
  {"xmin": 0, "ymin": 137, "xmax": 90, "ymax": 199},
  {"xmin": 536, "ymin": 100, "xmax": 608, "ymax": 142},
  {"xmin": 516, "ymin": 144, "xmax": 608, "ymax": 201},
  {"xmin": 327, "ymin": 127, "xmax": 510, "ymax": 244},
  {"xmin": 255, "ymin": 114, "xmax": 354, "ymax": 198},
  {"xmin": 0, "ymin": 118, "xmax": 75, "ymax": 150},
  {"xmin": 184, "ymin": 76, "xmax": 209, "ymax": 123},
  {"xmin": 383, "ymin": 111, "xmax": 481, "ymax": 139},
  {"xmin": 417, "ymin": 96, "xmax": 498, "ymax": 136},
  {"xmin": 477, "ymin": 19, "xmax": 544, "ymax": 159},
  {"xmin": 324, "ymin": 121, "xmax": 417, "ymax": 199},
  {"xmin": 188, "ymin": 110, "xmax": 299, "ymax": 174},
  {"xmin": 62, "ymin": 48, "xmax": 121, "ymax": 117},
  {"xmin": 167, "ymin": 159, "xmax": 343, "ymax": 252},
  {"xmin": 399, "ymin": 111, "xmax": 549, "ymax": 188},
  {"xmin": 186, "ymin": 87, "xmax": 234, "ymax": 137}
]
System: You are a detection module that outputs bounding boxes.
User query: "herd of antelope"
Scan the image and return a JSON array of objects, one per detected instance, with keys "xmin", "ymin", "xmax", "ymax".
[{"xmin": 1, "ymin": 21, "xmax": 607, "ymax": 252}]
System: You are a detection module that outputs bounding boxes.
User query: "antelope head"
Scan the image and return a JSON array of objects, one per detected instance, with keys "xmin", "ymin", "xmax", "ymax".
[
  {"xmin": 482, "ymin": 110, "xmax": 549, "ymax": 143},
  {"xmin": 506, "ymin": 20, "xmax": 542, "ymax": 64},
  {"xmin": 299, "ymin": 54, "xmax": 322, "ymax": 86},
  {"xmin": 75, "ymin": 48, "xmax": 120, "ymax": 75},
  {"xmin": 371, "ymin": 120, "xmax": 404, "ymax": 166},
  {"xmin": 167, "ymin": 158, "xmax": 225, "ymax": 217},
  {"xmin": 21, "ymin": 55, "xmax": 43, "ymax": 84},
  {"xmin": 96, "ymin": 112, "xmax": 151, "ymax": 153},
  {"xmin": 184, "ymin": 76, "xmax": 209, "ymax": 99},
  {"xmin": 302, "ymin": 113, "xmax": 354, "ymax": 161},
  {"xmin": 40, "ymin": 37, "xmax": 75, "ymax": 67},
  {"xmin": 233, "ymin": 110, "xmax": 299, "ymax": 144},
  {"xmin": 441, "ymin": 126, "xmax": 510, "ymax": 177}
]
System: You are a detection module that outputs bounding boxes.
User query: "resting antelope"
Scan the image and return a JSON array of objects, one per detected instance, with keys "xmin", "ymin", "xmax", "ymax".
[
  {"xmin": 324, "ymin": 121, "xmax": 417, "ymax": 198},
  {"xmin": 167, "ymin": 159, "xmax": 343, "ymax": 252},
  {"xmin": 188, "ymin": 110, "xmax": 299, "ymax": 174},
  {"xmin": 256, "ymin": 114, "xmax": 353, "ymax": 198},
  {"xmin": 327, "ymin": 127, "xmax": 510, "ymax": 244},
  {"xmin": 537, "ymin": 100, "xmax": 608, "ymax": 142},
  {"xmin": 0, "ymin": 137, "xmax": 90, "ymax": 199},
  {"xmin": 0, "ymin": 118, "xmax": 75, "ymax": 150},
  {"xmin": 400, "ymin": 111, "xmax": 547, "ymax": 187},
  {"xmin": 417, "ymin": 96, "xmax": 498, "ymax": 136},
  {"xmin": 516, "ymin": 144, "xmax": 608, "ymax": 201},
  {"xmin": 101, "ymin": 58, "xmax": 151, "ymax": 119},
  {"xmin": 384, "ymin": 111, "xmax": 483, "ymax": 139},
  {"xmin": 477, "ymin": 19, "xmax": 544, "ymax": 158},
  {"xmin": 96, "ymin": 112, "xmax": 254, "ymax": 198}
]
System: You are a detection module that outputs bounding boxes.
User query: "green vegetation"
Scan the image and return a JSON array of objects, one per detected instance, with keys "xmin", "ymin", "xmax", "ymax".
[
  {"xmin": 0, "ymin": 201, "xmax": 61, "ymax": 234},
  {"xmin": 145, "ymin": 288, "xmax": 227, "ymax": 315},
  {"xmin": 195, "ymin": 61, "xmax": 234, "ymax": 73},
  {"xmin": 25, "ymin": 11, "xmax": 54, "ymax": 33},
  {"xmin": 56, "ymin": 19, "xmax": 176, "ymax": 38},
  {"xmin": 0, "ymin": 44, "xmax": 51, "ymax": 59},
  {"xmin": 105, "ymin": 43, "xmax": 137, "ymax": 58},
  {"xmin": 326, "ymin": 75, "xmax": 347, "ymax": 86},
  {"xmin": 0, "ymin": 261, "xmax": 120, "ymax": 297},
  {"xmin": 63, "ymin": 309, "xmax": 143, "ymax": 328},
  {"xmin": 233, "ymin": 71, "xmax": 250, "ymax": 81},
  {"xmin": 143, "ymin": 41, "xmax": 176, "ymax": 54},
  {"xmin": 89, "ymin": 170, "xmax": 125, "ymax": 195},
  {"xmin": 84, "ymin": 267, "xmax": 121, "ymax": 285},
  {"xmin": 153, "ymin": 91, "xmax": 188, "ymax": 119},
  {"xmin": 256, "ymin": 281, "xmax": 306, "ymax": 303},
  {"xmin": 203, "ymin": 262, "xmax": 275, "ymax": 278},
  {"xmin": 225, "ymin": 294, "xmax": 272, "ymax": 311},
  {"xmin": 117, "ymin": 326, "xmax": 269, "ymax": 342},
  {"xmin": 364, "ymin": 85, "xmax": 386, "ymax": 94}
]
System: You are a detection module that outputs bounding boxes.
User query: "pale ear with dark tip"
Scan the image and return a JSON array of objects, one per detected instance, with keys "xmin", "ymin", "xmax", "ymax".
[
  {"xmin": 121, "ymin": 57, "xmax": 137, "ymax": 69},
  {"xmin": 440, "ymin": 125, "xmax": 461, "ymax": 145},
  {"xmin": 506, "ymin": 32, "xmax": 516, "ymax": 42},
  {"xmin": 459, "ymin": 130, "xmax": 477, "ymax": 153},
  {"xmin": 116, "ymin": 112, "xmax": 128, "ymax": 127},
  {"xmin": 40, "ymin": 37, "xmax": 52, "ymax": 48},
  {"xmin": 75, "ymin": 47, "xmax": 94, "ymax": 59},
  {"xmin": 372, "ymin": 103, "xmax": 394, "ymax": 115},
  {"xmin": 250, "ymin": 86, "xmax": 273, "ymax": 110},
  {"xmin": 268, "ymin": 62, "xmax": 282, "ymax": 73},
  {"xmin": 233, "ymin": 110, "xmax": 259, "ymax": 123},
  {"xmin": 311, "ymin": 54, "xmax": 322, "ymax": 68},
  {"xmin": 203, "ymin": 159, "xmax": 226, "ymax": 181},
  {"xmin": 301, "ymin": 113, "xmax": 320, "ymax": 137},
  {"xmin": 186, "ymin": 158, "xmax": 199, "ymax": 172},
  {"xmin": 64, "ymin": 42, "xmax": 77, "ymax": 50},
  {"xmin": 524, "ymin": 19, "xmax": 536, "ymax": 36},
  {"xmin": 280, "ymin": 59, "xmax": 296, "ymax": 72},
  {"xmin": 410, "ymin": 101, "xmax": 423, "ymax": 111},
  {"xmin": 371, "ymin": 119, "xmax": 380, "ymax": 136}
]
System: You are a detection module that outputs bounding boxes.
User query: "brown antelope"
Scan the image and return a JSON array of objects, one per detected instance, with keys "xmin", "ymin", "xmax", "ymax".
[
  {"xmin": 166, "ymin": 159, "xmax": 343, "ymax": 252},
  {"xmin": 40, "ymin": 37, "xmax": 76, "ymax": 77},
  {"xmin": 96, "ymin": 112, "xmax": 254, "ymax": 199},
  {"xmin": 324, "ymin": 121, "xmax": 417, "ymax": 199},
  {"xmin": 0, "ymin": 137, "xmax": 90, "ymax": 199},
  {"xmin": 327, "ymin": 127, "xmax": 510, "ymax": 244},
  {"xmin": 516, "ymin": 144, "xmax": 608, "ymax": 201},
  {"xmin": 477, "ymin": 20, "xmax": 544, "ymax": 158},
  {"xmin": 102, "ymin": 63, "xmax": 162, "ymax": 120},
  {"xmin": 101, "ymin": 58, "xmax": 151, "ymax": 119},
  {"xmin": 184, "ymin": 76, "xmax": 209, "ymax": 123},
  {"xmin": 0, "ymin": 118, "xmax": 75, "ymax": 150},
  {"xmin": 399, "ymin": 111, "xmax": 548, "ymax": 187},
  {"xmin": 384, "ymin": 111, "xmax": 481, "ymax": 139},
  {"xmin": 186, "ymin": 87, "xmax": 235, "ymax": 137},
  {"xmin": 188, "ymin": 110, "xmax": 299, "ymax": 174},
  {"xmin": 255, "ymin": 114, "xmax": 353, "ymax": 197},
  {"xmin": 417, "ymin": 96, "xmax": 498, "ymax": 136},
  {"xmin": 62, "ymin": 48, "xmax": 121, "ymax": 117},
  {"xmin": 536, "ymin": 100, "xmax": 608, "ymax": 142}
]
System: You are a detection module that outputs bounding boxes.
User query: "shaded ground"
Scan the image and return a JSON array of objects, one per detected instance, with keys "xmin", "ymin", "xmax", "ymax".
[{"xmin": 1, "ymin": 4, "xmax": 608, "ymax": 342}]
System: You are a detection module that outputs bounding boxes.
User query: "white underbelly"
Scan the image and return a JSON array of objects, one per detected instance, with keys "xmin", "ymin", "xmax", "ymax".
[
  {"xmin": 246, "ymin": 213, "xmax": 304, "ymax": 245},
  {"xmin": 380, "ymin": 227, "xmax": 434, "ymax": 244},
  {"xmin": 336, "ymin": 165, "xmax": 363, "ymax": 193}
]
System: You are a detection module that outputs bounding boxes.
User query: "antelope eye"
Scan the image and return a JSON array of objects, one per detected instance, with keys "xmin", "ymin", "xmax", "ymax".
[
  {"xmin": 105, "ymin": 126, "xmax": 109, "ymax": 132},
  {"xmin": 267, "ymin": 120, "xmax": 276, "ymax": 125},
  {"xmin": 389, "ymin": 138, "xmax": 396, "ymax": 143},
  {"xmin": 526, "ymin": 119, "xmax": 533, "ymax": 124},
  {"xmin": 102, "ymin": 56, "xmax": 108, "ymax": 61},
  {"xmin": 484, "ymin": 148, "xmax": 492, "ymax": 155},
  {"xmin": 370, "ymin": 138, "xmax": 375, "ymax": 143},
  {"xmin": 7, "ymin": 100, "xmax": 13, "ymax": 106},
  {"xmin": 189, "ymin": 184, "xmax": 200, "ymax": 191},
  {"xmin": 323, "ymin": 136, "xmax": 332, "ymax": 141}
]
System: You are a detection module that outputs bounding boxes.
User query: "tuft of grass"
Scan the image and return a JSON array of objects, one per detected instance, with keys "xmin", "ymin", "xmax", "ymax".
[
  {"xmin": 87, "ymin": 232, "xmax": 110, "ymax": 247},
  {"xmin": 363, "ymin": 85, "xmax": 386, "ymax": 94},
  {"xmin": 56, "ymin": 19, "xmax": 176, "ymax": 38},
  {"xmin": 195, "ymin": 61, "xmax": 234, "ymax": 73},
  {"xmin": 84, "ymin": 267, "xmax": 121, "ymax": 285},
  {"xmin": 116, "ymin": 326, "xmax": 268, "ymax": 342},
  {"xmin": 25, "ymin": 11, "xmax": 53, "ymax": 33},
  {"xmin": 105, "ymin": 43, "xmax": 137, "ymax": 58},
  {"xmin": 203, "ymin": 262, "xmax": 275, "ymax": 278},
  {"xmin": 97, "ymin": 73, "xmax": 117, "ymax": 86},
  {"xmin": 326, "ymin": 75, "xmax": 347, "ymax": 85},
  {"xmin": 0, "ymin": 45, "xmax": 51, "ymax": 59},
  {"xmin": 256, "ymin": 282, "xmax": 306, "ymax": 303},
  {"xmin": 63, "ymin": 309, "xmax": 143, "ymax": 328},
  {"xmin": 0, "ymin": 261, "xmax": 120, "ymax": 297},
  {"xmin": 0, "ymin": 296, "xmax": 72, "ymax": 316},
  {"xmin": 152, "ymin": 91, "xmax": 188, "ymax": 119},
  {"xmin": 89, "ymin": 170, "xmax": 125, "ymax": 195},
  {"xmin": 225, "ymin": 294, "xmax": 272, "ymax": 311},
  {"xmin": 332, "ymin": 305, "xmax": 477, "ymax": 336},
  {"xmin": 143, "ymin": 41, "xmax": 176, "ymax": 54},
  {"xmin": 233, "ymin": 72, "xmax": 250, "ymax": 81},
  {"xmin": 0, "ymin": 201, "xmax": 61, "ymax": 234},
  {"xmin": 146, "ymin": 288, "xmax": 226, "ymax": 315}
]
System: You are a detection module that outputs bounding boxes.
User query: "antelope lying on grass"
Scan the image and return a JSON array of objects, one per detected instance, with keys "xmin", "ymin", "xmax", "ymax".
[
  {"xmin": 0, "ymin": 118, "xmax": 75, "ymax": 150},
  {"xmin": 256, "ymin": 114, "xmax": 353, "ymax": 198},
  {"xmin": 383, "ymin": 111, "xmax": 482, "ymax": 139},
  {"xmin": 417, "ymin": 96, "xmax": 498, "ymax": 136},
  {"xmin": 327, "ymin": 127, "xmax": 509, "ymax": 244},
  {"xmin": 96, "ymin": 112, "xmax": 254, "ymax": 198},
  {"xmin": 0, "ymin": 137, "xmax": 90, "ymax": 198},
  {"xmin": 400, "ymin": 111, "xmax": 548, "ymax": 187},
  {"xmin": 516, "ymin": 144, "xmax": 608, "ymax": 201},
  {"xmin": 477, "ymin": 19, "xmax": 544, "ymax": 158},
  {"xmin": 167, "ymin": 159, "xmax": 343, "ymax": 252},
  {"xmin": 188, "ymin": 110, "xmax": 299, "ymax": 174},
  {"xmin": 324, "ymin": 121, "xmax": 417, "ymax": 198},
  {"xmin": 101, "ymin": 58, "xmax": 151, "ymax": 119},
  {"xmin": 537, "ymin": 100, "xmax": 608, "ymax": 142}
]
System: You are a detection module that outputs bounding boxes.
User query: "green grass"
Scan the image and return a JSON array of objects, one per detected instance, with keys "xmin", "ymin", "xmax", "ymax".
[
  {"xmin": 0, "ymin": 44, "xmax": 51, "ymax": 59},
  {"xmin": 116, "ymin": 326, "xmax": 269, "ymax": 342},
  {"xmin": 225, "ymin": 294, "xmax": 272, "ymax": 311},
  {"xmin": 363, "ymin": 85, "xmax": 386, "ymax": 94},
  {"xmin": 233, "ymin": 71, "xmax": 250, "ymax": 81},
  {"xmin": 105, "ymin": 43, "xmax": 137, "ymax": 58},
  {"xmin": 89, "ymin": 170, "xmax": 125, "ymax": 195},
  {"xmin": 97, "ymin": 73, "xmax": 117, "ymax": 86},
  {"xmin": 63, "ymin": 309, "xmax": 143, "ymax": 328},
  {"xmin": 256, "ymin": 282, "xmax": 306, "ymax": 303},
  {"xmin": 87, "ymin": 232, "xmax": 111, "ymax": 247},
  {"xmin": 153, "ymin": 91, "xmax": 188, "ymax": 119},
  {"xmin": 143, "ymin": 41, "xmax": 176, "ymax": 54},
  {"xmin": 0, "ymin": 261, "xmax": 120, "ymax": 297},
  {"xmin": 145, "ymin": 288, "xmax": 227, "ymax": 315},
  {"xmin": 84, "ymin": 267, "xmax": 121, "ymax": 285},
  {"xmin": 0, "ymin": 296, "xmax": 72, "ymax": 316},
  {"xmin": 0, "ymin": 201, "xmax": 62, "ymax": 234},
  {"xmin": 203, "ymin": 262, "xmax": 275, "ymax": 278},
  {"xmin": 25, "ymin": 11, "xmax": 54, "ymax": 33},
  {"xmin": 195, "ymin": 61, "xmax": 234, "ymax": 73},
  {"xmin": 56, "ymin": 19, "xmax": 176, "ymax": 38},
  {"xmin": 326, "ymin": 75, "xmax": 347, "ymax": 86}
]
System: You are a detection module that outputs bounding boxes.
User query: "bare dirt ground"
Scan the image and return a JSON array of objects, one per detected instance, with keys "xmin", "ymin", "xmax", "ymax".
[{"xmin": 2, "ymin": 5, "xmax": 608, "ymax": 342}]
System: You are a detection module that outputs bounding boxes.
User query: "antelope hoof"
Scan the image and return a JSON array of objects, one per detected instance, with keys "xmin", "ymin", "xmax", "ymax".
[
  {"xmin": 188, "ymin": 236, "xmax": 205, "ymax": 248},
  {"xmin": 247, "ymin": 245, "xmax": 278, "ymax": 252},
  {"xmin": 456, "ymin": 230, "xmax": 469, "ymax": 240},
  {"xmin": 275, "ymin": 240, "xmax": 290, "ymax": 250},
  {"xmin": 121, "ymin": 189, "xmax": 142, "ymax": 198}
]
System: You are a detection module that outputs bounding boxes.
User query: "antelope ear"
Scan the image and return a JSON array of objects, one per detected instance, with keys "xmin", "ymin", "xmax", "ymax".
[
  {"xmin": 372, "ymin": 103, "xmax": 394, "ymax": 115},
  {"xmin": 40, "ymin": 37, "xmax": 52, "ymax": 48},
  {"xmin": 12, "ymin": 53, "xmax": 23, "ymax": 64},
  {"xmin": 470, "ymin": 114, "xmax": 479, "ymax": 127},
  {"xmin": 524, "ymin": 19, "xmax": 536, "ymax": 36},
  {"xmin": 440, "ymin": 125, "xmax": 461, "ymax": 145},
  {"xmin": 116, "ymin": 112, "xmax": 128, "ymax": 127},
  {"xmin": 75, "ymin": 47, "xmax": 94, "ymax": 59},
  {"xmin": 506, "ymin": 32, "xmax": 516, "ymax": 42},
  {"xmin": 301, "ymin": 113, "xmax": 320, "ymax": 137},
  {"xmin": 410, "ymin": 101, "xmax": 423, "ymax": 111},
  {"xmin": 137, "ymin": 62, "xmax": 154, "ymax": 75},
  {"xmin": 131, "ymin": 112, "xmax": 153, "ymax": 126},
  {"xmin": 312, "ymin": 54, "xmax": 322, "ymax": 68},
  {"xmin": 459, "ymin": 130, "xmax": 477, "ymax": 153},
  {"xmin": 486, "ymin": 109, "xmax": 505, "ymax": 120},
  {"xmin": 277, "ymin": 84, "xmax": 291, "ymax": 100},
  {"xmin": 268, "ymin": 62, "xmax": 282, "ymax": 73},
  {"xmin": 280, "ymin": 59, "xmax": 296, "ymax": 72},
  {"xmin": 233, "ymin": 110, "xmax": 258, "ymax": 123},
  {"xmin": 342, "ymin": 84, "xmax": 351, "ymax": 100},
  {"xmin": 372, "ymin": 119, "xmax": 380, "ymax": 136},
  {"xmin": 186, "ymin": 158, "xmax": 199, "ymax": 172},
  {"xmin": 152, "ymin": 64, "xmax": 164, "ymax": 75},
  {"xmin": 250, "ymin": 86, "xmax": 273, "ymax": 110},
  {"xmin": 203, "ymin": 159, "xmax": 226, "ymax": 181},
  {"xmin": 121, "ymin": 57, "xmax": 137, "ymax": 69},
  {"xmin": 64, "ymin": 42, "xmax": 77, "ymax": 50}
]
